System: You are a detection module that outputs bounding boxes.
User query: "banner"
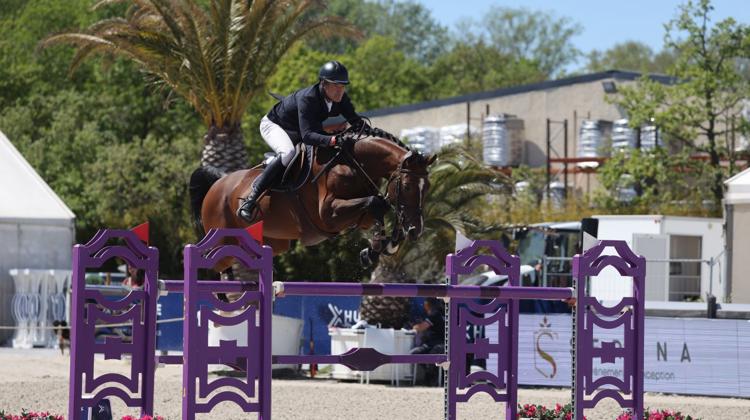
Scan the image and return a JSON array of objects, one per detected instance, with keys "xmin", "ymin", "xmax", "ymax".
[{"xmin": 487, "ymin": 314, "xmax": 750, "ymax": 397}]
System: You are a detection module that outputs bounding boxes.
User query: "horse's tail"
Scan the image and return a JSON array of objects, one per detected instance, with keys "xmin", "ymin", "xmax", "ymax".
[{"xmin": 189, "ymin": 165, "xmax": 225, "ymax": 238}]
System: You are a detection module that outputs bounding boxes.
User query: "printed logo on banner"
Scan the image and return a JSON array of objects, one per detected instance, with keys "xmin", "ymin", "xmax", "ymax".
[
  {"xmin": 327, "ymin": 303, "xmax": 360, "ymax": 328},
  {"xmin": 533, "ymin": 316, "xmax": 559, "ymax": 378}
]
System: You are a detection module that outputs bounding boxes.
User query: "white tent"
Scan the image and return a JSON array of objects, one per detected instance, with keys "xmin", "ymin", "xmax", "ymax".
[
  {"xmin": 725, "ymin": 168, "xmax": 750, "ymax": 304},
  {"xmin": 725, "ymin": 167, "xmax": 750, "ymax": 204},
  {"xmin": 0, "ymin": 129, "xmax": 75, "ymax": 345}
]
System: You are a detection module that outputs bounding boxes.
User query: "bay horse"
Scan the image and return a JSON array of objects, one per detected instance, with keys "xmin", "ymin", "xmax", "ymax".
[{"xmin": 189, "ymin": 132, "xmax": 436, "ymax": 275}]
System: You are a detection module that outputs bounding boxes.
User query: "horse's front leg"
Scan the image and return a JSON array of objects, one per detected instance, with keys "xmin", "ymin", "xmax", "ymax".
[
  {"xmin": 320, "ymin": 195, "xmax": 388, "ymax": 228},
  {"xmin": 321, "ymin": 195, "xmax": 389, "ymax": 266}
]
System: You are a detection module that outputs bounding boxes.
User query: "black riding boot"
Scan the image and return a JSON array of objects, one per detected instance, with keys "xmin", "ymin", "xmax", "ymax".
[{"xmin": 237, "ymin": 155, "xmax": 285, "ymax": 223}]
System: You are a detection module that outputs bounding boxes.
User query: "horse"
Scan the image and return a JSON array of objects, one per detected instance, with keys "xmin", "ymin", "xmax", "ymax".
[{"xmin": 189, "ymin": 130, "xmax": 436, "ymax": 276}]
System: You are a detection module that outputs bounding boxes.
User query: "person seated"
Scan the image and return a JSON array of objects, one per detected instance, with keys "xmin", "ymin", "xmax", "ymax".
[
  {"xmin": 410, "ymin": 297, "xmax": 445, "ymax": 386},
  {"xmin": 121, "ymin": 264, "xmax": 144, "ymax": 289}
]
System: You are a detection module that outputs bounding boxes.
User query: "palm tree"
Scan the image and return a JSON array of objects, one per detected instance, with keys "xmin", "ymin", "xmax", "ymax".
[
  {"xmin": 359, "ymin": 146, "xmax": 511, "ymax": 328},
  {"xmin": 42, "ymin": 0, "xmax": 357, "ymax": 172}
]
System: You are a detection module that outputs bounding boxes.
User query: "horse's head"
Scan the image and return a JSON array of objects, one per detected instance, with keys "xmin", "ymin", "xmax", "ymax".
[{"xmin": 387, "ymin": 151, "xmax": 437, "ymax": 241}]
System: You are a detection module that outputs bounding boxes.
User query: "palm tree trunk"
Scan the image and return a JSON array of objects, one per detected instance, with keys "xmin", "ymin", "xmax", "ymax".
[
  {"xmin": 201, "ymin": 123, "xmax": 248, "ymax": 172},
  {"xmin": 200, "ymin": 122, "xmax": 254, "ymax": 284},
  {"xmin": 359, "ymin": 256, "xmax": 412, "ymax": 329}
]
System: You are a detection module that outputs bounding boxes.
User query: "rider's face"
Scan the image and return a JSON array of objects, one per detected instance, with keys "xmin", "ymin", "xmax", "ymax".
[{"xmin": 323, "ymin": 81, "xmax": 346, "ymax": 103}]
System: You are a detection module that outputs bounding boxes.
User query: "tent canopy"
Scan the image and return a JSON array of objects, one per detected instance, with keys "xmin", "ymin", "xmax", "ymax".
[
  {"xmin": 725, "ymin": 168, "xmax": 750, "ymax": 205},
  {"xmin": 0, "ymin": 130, "xmax": 75, "ymax": 225}
]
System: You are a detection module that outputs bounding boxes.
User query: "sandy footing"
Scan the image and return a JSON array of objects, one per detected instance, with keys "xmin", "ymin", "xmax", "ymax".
[{"xmin": 1, "ymin": 348, "xmax": 747, "ymax": 419}]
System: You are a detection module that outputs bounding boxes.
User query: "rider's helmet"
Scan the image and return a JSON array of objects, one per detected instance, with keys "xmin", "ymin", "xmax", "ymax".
[{"xmin": 318, "ymin": 61, "xmax": 350, "ymax": 85}]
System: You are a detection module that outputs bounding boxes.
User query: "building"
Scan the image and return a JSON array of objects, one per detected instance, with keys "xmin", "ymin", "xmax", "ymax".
[
  {"xmin": 361, "ymin": 70, "xmax": 674, "ymax": 194},
  {"xmin": 725, "ymin": 168, "xmax": 750, "ymax": 303}
]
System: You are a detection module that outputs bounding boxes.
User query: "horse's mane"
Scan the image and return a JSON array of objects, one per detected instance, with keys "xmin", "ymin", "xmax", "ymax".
[
  {"xmin": 367, "ymin": 127, "xmax": 410, "ymax": 151},
  {"xmin": 350, "ymin": 117, "xmax": 410, "ymax": 151},
  {"xmin": 361, "ymin": 136, "xmax": 410, "ymax": 157}
]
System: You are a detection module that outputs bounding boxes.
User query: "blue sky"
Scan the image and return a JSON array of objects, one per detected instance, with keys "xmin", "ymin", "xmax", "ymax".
[{"xmin": 419, "ymin": 0, "xmax": 749, "ymax": 68}]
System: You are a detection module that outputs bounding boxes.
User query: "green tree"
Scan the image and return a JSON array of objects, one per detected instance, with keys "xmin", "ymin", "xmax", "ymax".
[
  {"xmin": 87, "ymin": 135, "xmax": 202, "ymax": 273},
  {"xmin": 42, "ymin": 0, "xmax": 356, "ymax": 172},
  {"xmin": 594, "ymin": 149, "xmax": 717, "ymax": 216},
  {"xmin": 0, "ymin": 0, "xmax": 96, "ymax": 109},
  {"xmin": 456, "ymin": 6, "xmax": 582, "ymax": 77},
  {"xmin": 343, "ymin": 36, "xmax": 433, "ymax": 110},
  {"xmin": 308, "ymin": 0, "xmax": 449, "ymax": 63},
  {"xmin": 613, "ymin": 0, "xmax": 750, "ymax": 206},
  {"xmin": 359, "ymin": 146, "xmax": 509, "ymax": 328},
  {"xmin": 586, "ymin": 41, "xmax": 678, "ymax": 74},
  {"xmin": 428, "ymin": 40, "xmax": 546, "ymax": 97},
  {"xmin": 370, "ymin": 0, "xmax": 449, "ymax": 63}
]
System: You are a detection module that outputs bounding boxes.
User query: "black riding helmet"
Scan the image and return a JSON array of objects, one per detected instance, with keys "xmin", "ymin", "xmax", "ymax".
[{"xmin": 318, "ymin": 60, "xmax": 349, "ymax": 85}]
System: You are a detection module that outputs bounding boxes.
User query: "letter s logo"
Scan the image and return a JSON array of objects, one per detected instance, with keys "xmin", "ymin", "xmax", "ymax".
[{"xmin": 534, "ymin": 331, "xmax": 557, "ymax": 378}]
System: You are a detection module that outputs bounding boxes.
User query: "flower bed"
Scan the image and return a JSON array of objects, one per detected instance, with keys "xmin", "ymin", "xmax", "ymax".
[
  {"xmin": 517, "ymin": 404, "xmax": 701, "ymax": 420},
  {"xmin": 0, "ymin": 411, "xmax": 63, "ymax": 420},
  {"xmin": 0, "ymin": 411, "xmax": 165, "ymax": 420}
]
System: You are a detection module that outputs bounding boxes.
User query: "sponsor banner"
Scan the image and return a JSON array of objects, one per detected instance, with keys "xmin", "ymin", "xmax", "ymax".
[
  {"xmin": 155, "ymin": 291, "xmax": 184, "ymax": 351},
  {"xmin": 487, "ymin": 314, "xmax": 750, "ymax": 397},
  {"xmin": 273, "ymin": 295, "xmax": 361, "ymax": 356}
]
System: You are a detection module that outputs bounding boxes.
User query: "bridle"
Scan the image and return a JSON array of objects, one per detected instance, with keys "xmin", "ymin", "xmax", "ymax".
[{"xmin": 382, "ymin": 155, "xmax": 429, "ymax": 241}]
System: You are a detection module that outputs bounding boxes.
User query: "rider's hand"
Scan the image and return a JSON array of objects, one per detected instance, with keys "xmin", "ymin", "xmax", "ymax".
[
  {"xmin": 329, "ymin": 136, "xmax": 337, "ymax": 147},
  {"xmin": 337, "ymin": 132, "xmax": 357, "ymax": 148}
]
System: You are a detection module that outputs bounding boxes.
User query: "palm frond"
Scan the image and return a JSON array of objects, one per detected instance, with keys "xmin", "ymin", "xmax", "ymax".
[{"xmin": 41, "ymin": 0, "xmax": 358, "ymax": 127}]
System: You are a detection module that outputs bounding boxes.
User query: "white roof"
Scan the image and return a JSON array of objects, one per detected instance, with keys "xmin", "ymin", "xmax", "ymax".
[
  {"xmin": 0, "ymin": 130, "xmax": 75, "ymax": 224},
  {"xmin": 725, "ymin": 168, "xmax": 750, "ymax": 204}
]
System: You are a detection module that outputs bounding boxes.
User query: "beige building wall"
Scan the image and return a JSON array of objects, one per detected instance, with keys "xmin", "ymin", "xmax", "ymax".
[
  {"xmin": 730, "ymin": 204, "xmax": 750, "ymax": 303},
  {"xmin": 364, "ymin": 73, "xmax": 646, "ymax": 194}
]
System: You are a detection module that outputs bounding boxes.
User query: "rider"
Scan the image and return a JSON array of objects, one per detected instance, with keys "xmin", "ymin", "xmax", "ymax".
[{"xmin": 237, "ymin": 60, "xmax": 365, "ymax": 223}]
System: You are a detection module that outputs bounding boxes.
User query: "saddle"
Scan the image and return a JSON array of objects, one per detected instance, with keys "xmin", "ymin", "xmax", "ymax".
[{"xmin": 267, "ymin": 143, "xmax": 314, "ymax": 193}]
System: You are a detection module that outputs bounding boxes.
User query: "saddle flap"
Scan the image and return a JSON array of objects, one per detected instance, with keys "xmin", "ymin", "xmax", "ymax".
[
  {"xmin": 271, "ymin": 143, "xmax": 313, "ymax": 193},
  {"xmin": 280, "ymin": 144, "xmax": 303, "ymax": 183}
]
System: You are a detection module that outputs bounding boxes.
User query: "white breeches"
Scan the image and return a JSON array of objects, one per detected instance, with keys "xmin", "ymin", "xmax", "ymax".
[{"xmin": 260, "ymin": 115, "xmax": 295, "ymax": 166}]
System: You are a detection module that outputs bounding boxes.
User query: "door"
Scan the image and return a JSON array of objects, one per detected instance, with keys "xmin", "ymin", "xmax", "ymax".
[{"xmin": 633, "ymin": 234, "xmax": 669, "ymax": 301}]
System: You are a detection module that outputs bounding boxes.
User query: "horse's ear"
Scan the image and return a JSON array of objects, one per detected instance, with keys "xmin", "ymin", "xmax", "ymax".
[{"xmin": 426, "ymin": 154, "xmax": 437, "ymax": 165}]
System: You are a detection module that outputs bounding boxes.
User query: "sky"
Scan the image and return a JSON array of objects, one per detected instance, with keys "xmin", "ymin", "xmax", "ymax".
[{"xmin": 420, "ymin": 0, "xmax": 749, "ymax": 69}]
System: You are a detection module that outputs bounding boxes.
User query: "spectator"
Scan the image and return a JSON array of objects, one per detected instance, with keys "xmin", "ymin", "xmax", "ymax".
[
  {"xmin": 122, "ymin": 264, "xmax": 145, "ymax": 289},
  {"xmin": 410, "ymin": 297, "xmax": 445, "ymax": 386}
]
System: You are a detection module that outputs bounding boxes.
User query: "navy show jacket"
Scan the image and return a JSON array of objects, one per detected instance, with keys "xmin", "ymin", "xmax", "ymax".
[{"xmin": 266, "ymin": 82, "xmax": 360, "ymax": 147}]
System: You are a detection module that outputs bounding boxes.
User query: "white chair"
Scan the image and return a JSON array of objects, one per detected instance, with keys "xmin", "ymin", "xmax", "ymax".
[{"xmin": 360, "ymin": 327, "xmax": 398, "ymax": 386}]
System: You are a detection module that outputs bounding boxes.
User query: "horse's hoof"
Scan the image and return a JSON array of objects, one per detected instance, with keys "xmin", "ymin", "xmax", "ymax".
[
  {"xmin": 384, "ymin": 240, "xmax": 400, "ymax": 255},
  {"xmin": 359, "ymin": 248, "xmax": 380, "ymax": 267},
  {"xmin": 359, "ymin": 248, "xmax": 371, "ymax": 266}
]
